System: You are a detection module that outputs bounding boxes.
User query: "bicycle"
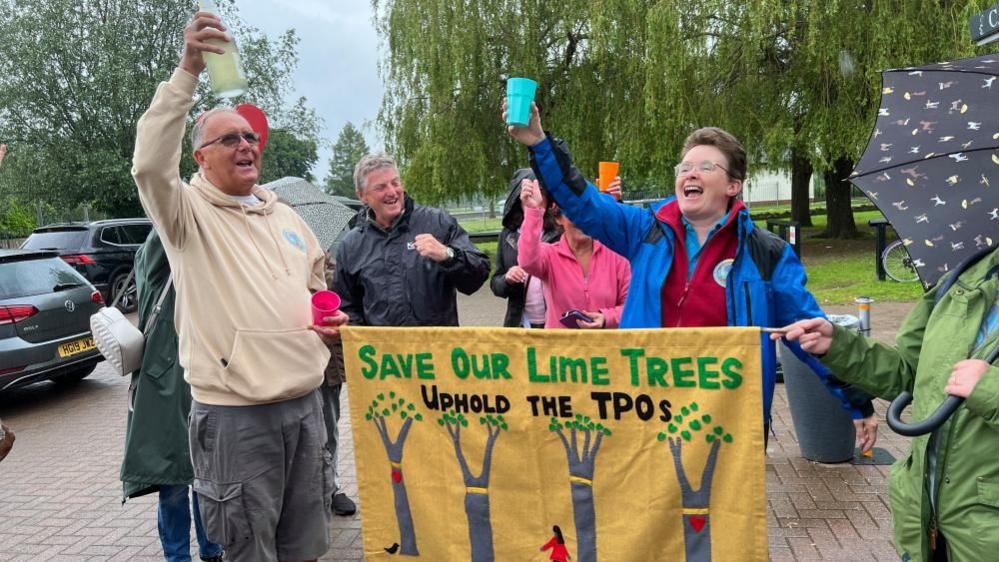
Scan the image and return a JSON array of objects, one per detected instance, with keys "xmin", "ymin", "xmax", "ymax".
[{"xmin": 881, "ymin": 239, "xmax": 919, "ymax": 283}]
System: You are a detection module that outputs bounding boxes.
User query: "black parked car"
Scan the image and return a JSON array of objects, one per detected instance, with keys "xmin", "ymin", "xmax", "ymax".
[
  {"xmin": 20, "ymin": 219, "xmax": 152, "ymax": 312},
  {"xmin": 0, "ymin": 250, "xmax": 104, "ymax": 390}
]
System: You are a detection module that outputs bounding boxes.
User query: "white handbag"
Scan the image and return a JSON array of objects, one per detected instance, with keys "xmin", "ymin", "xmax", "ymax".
[{"xmin": 90, "ymin": 270, "xmax": 173, "ymax": 376}]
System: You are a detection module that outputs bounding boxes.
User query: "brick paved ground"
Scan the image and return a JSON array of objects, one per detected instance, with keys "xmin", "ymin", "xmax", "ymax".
[{"xmin": 0, "ymin": 292, "xmax": 915, "ymax": 561}]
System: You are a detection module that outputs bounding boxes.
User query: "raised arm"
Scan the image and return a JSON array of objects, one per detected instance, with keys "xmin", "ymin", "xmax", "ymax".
[
  {"xmin": 131, "ymin": 11, "xmax": 229, "ymax": 249},
  {"xmin": 505, "ymin": 102, "xmax": 653, "ymax": 259},
  {"xmin": 516, "ymin": 180, "xmax": 553, "ymax": 281}
]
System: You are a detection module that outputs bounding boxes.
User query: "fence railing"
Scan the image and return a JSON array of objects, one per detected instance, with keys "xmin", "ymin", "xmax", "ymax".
[{"xmin": 0, "ymin": 237, "xmax": 27, "ymax": 249}]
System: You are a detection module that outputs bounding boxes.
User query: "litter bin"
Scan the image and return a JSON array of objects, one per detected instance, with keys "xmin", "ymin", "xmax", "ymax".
[{"xmin": 779, "ymin": 314, "xmax": 860, "ymax": 463}]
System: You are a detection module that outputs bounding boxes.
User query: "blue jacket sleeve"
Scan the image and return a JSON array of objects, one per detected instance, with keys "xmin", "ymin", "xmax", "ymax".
[
  {"xmin": 771, "ymin": 245, "xmax": 872, "ymax": 419},
  {"xmin": 528, "ymin": 135, "xmax": 654, "ymax": 260}
]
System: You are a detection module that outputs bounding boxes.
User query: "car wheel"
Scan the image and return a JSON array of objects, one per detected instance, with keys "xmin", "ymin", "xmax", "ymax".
[
  {"xmin": 54, "ymin": 364, "xmax": 97, "ymax": 385},
  {"xmin": 110, "ymin": 272, "xmax": 138, "ymax": 313}
]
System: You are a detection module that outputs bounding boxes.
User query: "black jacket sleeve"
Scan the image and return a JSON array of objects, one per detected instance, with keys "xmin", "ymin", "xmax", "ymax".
[
  {"xmin": 440, "ymin": 214, "xmax": 490, "ymax": 295},
  {"xmin": 333, "ymin": 237, "xmax": 367, "ymax": 326},
  {"xmin": 490, "ymin": 229, "xmax": 521, "ymax": 298}
]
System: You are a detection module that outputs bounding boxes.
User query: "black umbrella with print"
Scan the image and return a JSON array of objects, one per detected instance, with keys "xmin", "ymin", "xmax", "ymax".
[{"xmin": 850, "ymin": 53, "xmax": 999, "ymax": 290}]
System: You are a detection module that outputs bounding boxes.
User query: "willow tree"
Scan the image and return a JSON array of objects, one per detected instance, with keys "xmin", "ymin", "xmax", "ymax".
[
  {"xmin": 742, "ymin": 0, "xmax": 986, "ymax": 236},
  {"xmin": 374, "ymin": 0, "xmax": 989, "ymax": 216},
  {"xmin": 374, "ymin": 0, "xmax": 618, "ymax": 204}
]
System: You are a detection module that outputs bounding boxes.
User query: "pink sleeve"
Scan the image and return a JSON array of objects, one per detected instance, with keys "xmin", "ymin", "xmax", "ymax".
[
  {"xmin": 516, "ymin": 207, "xmax": 551, "ymax": 280},
  {"xmin": 600, "ymin": 254, "xmax": 631, "ymax": 329}
]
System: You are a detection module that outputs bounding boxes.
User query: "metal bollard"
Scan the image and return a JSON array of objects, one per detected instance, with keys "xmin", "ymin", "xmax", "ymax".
[{"xmin": 855, "ymin": 296, "xmax": 873, "ymax": 337}]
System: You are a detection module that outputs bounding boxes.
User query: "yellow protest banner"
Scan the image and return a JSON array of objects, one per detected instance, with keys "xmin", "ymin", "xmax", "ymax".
[{"xmin": 343, "ymin": 326, "xmax": 766, "ymax": 561}]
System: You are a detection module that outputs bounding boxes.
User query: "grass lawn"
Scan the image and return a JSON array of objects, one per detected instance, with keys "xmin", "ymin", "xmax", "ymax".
[
  {"xmin": 468, "ymin": 207, "xmax": 925, "ymax": 306},
  {"xmin": 459, "ymin": 216, "xmax": 504, "ymax": 233},
  {"xmin": 791, "ymin": 211, "xmax": 923, "ymax": 305}
]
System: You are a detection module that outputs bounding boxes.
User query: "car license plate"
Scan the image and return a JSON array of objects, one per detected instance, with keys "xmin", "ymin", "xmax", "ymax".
[{"xmin": 58, "ymin": 337, "xmax": 96, "ymax": 358}]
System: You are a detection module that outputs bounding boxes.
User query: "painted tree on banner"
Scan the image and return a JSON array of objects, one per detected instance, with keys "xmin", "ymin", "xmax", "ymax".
[
  {"xmin": 656, "ymin": 401, "xmax": 734, "ymax": 562},
  {"xmin": 548, "ymin": 413, "xmax": 612, "ymax": 562},
  {"xmin": 366, "ymin": 391, "xmax": 424, "ymax": 556},
  {"xmin": 438, "ymin": 411, "xmax": 508, "ymax": 562}
]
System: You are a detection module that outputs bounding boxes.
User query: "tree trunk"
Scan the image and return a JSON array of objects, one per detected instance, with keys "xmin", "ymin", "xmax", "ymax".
[
  {"xmin": 790, "ymin": 148, "xmax": 813, "ymax": 227},
  {"xmin": 682, "ymin": 514, "xmax": 713, "ymax": 562},
  {"xmin": 822, "ymin": 156, "xmax": 858, "ymax": 238},
  {"xmin": 464, "ymin": 491, "xmax": 494, "ymax": 562},
  {"xmin": 669, "ymin": 439, "xmax": 722, "ymax": 562},
  {"xmin": 570, "ymin": 480, "xmax": 597, "ymax": 562},
  {"xmin": 391, "ymin": 470, "xmax": 419, "ymax": 556}
]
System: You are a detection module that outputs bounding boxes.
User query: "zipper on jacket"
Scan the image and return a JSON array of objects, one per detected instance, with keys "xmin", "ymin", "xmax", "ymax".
[
  {"xmin": 675, "ymin": 282, "xmax": 691, "ymax": 327},
  {"xmin": 744, "ymin": 281, "xmax": 753, "ymax": 325},
  {"xmin": 729, "ymin": 229, "xmax": 746, "ymax": 325}
]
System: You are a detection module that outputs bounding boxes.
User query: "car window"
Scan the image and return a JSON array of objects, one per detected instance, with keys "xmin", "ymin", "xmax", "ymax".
[
  {"xmin": 0, "ymin": 257, "xmax": 88, "ymax": 299},
  {"xmin": 20, "ymin": 230, "xmax": 87, "ymax": 251},
  {"xmin": 100, "ymin": 227, "xmax": 122, "ymax": 245},
  {"xmin": 120, "ymin": 224, "xmax": 152, "ymax": 245}
]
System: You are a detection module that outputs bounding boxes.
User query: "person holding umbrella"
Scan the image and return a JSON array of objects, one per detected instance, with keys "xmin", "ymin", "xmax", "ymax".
[
  {"xmin": 780, "ymin": 246, "xmax": 998, "ymax": 561},
  {"xmin": 778, "ymin": 53, "xmax": 999, "ymax": 560},
  {"xmin": 504, "ymin": 102, "xmax": 878, "ymax": 447}
]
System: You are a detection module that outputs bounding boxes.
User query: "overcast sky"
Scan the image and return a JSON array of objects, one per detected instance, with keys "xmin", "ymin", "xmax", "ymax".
[{"xmin": 237, "ymin": 0, "xmax": 385, "ymax": 181}]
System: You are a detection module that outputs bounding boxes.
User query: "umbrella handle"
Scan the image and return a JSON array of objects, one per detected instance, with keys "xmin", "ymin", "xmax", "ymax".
[
  {"xmin": 887, "ymin": 346, "xmax": 998, "ymax": 437},
  {"xmin": 887, "ymin": 393, "xmax": 964, "ymax": 437}
]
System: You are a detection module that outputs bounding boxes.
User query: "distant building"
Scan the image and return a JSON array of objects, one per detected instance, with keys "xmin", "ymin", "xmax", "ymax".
[{"xmin": 742, "ymin": 169, "xmax": 818, "ymax": 206}]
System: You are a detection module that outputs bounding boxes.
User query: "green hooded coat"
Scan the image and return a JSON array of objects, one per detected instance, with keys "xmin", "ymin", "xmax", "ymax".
[
  {"xmin": 119, "ymin": 230, "xmax": 192, "ymax": 501},
  {"xmin": 821, "ymin": 248, "xmax": 999, "ymax": 561}
]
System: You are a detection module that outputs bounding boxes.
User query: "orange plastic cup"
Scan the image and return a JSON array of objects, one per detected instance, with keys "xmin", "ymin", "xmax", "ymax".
[{"xmin": 598, "ymin": 161, "xmax": 619, "ymax": 191}]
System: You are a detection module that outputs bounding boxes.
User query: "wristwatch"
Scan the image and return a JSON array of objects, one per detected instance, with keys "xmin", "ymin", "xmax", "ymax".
[{"xmin": 444, "ymin": 246, "xmax": 456, "ymax": 263}]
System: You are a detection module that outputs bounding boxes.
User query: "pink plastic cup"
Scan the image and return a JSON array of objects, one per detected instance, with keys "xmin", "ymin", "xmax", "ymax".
[{"xmin": 311, "ymin": 290, "xmax": 341, "ymax": 326}]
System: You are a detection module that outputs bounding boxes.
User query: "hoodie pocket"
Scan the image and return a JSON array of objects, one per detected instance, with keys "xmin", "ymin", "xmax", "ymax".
[{"xmin": 223, "ymin": 328, "xmax": 329, "ymax": 402}]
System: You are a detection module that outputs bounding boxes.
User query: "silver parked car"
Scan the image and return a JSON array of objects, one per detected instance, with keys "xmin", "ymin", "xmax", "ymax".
[{"xmin": 0, "ymin": 250, "xmax": 104, "ymax": 391}]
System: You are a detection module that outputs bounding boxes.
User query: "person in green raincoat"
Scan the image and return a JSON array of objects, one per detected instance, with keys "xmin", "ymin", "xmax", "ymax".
[
  {"xmin": 119, "ymin": 229, "xmax": 222, "ymax": 562},
  {"xmin": 780, "ymin": 247, "xmax": 999, "ymax": 561}
]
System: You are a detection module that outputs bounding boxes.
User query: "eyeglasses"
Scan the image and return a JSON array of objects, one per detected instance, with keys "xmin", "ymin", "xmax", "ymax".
[
  {"xmin": 199, "ymin": 131, "xmax": 261, "ymax": 149},
  {"xmin": 674, "ymin": 160, "xmax": 733, "ymax": 178}
]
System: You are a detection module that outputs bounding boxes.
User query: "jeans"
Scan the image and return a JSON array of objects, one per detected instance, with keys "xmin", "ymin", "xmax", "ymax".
[{"xmin": 158, "ymin": 485, "xmax": 223, "ymax": 561}]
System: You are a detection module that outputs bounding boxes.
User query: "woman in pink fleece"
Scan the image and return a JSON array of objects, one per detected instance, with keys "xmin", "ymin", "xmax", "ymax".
[{"xmin": 517, "ymin": 178, "xmax": 630, "ymax": 329}]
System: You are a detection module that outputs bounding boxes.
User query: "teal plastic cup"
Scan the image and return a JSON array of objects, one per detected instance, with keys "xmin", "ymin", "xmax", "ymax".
[{"xmin": 506, "ymin": 77, "xmax": 537, "ymax": 127}]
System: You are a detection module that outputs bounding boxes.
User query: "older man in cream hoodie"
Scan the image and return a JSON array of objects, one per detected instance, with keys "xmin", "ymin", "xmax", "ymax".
[{"xmin": 131, "ymin": 10, "xmax": 347, "ymax": 562}]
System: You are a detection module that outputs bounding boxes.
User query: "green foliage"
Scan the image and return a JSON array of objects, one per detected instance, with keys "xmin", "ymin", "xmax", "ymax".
[
  {"xmin": 375, "ymin": 0, "xmax": 986, "ymax": 224},
  {"xmin": 478, "ymin": 414, "xmax": 509, "ymax": 431},
  {"xmin": 0, "ymin": 197, "xmax": 36, "ymax": 236},
  {"xmin": 548, "ymin": 414, "xmax": 611, "ymax": 436},
  {"xmin": 0, "ymin": 0, "xmax": 321, "ymax": 217},
  {"xmin": 324, "ymin": 122, "xmax": 370, "ymax": 197},
  {"xmin": 367, "ymin": 392, "xmax": 422, "ymax": 422},
  {"xmin": 665, "ymin": 401, "xmax": 733, "ymax": 445},
  {"xmin": 258, "ymin": 129, "xmax": 318, "ymax": 184},
  {"xmin": 440, "ymin": 411, "xmax": 469, "ymax": 427}
]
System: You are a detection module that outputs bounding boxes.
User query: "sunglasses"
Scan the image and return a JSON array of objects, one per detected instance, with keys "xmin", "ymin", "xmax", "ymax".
[{"xmin": 199, "ymin": 131, "xmax": 261, "ymax": 149}]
